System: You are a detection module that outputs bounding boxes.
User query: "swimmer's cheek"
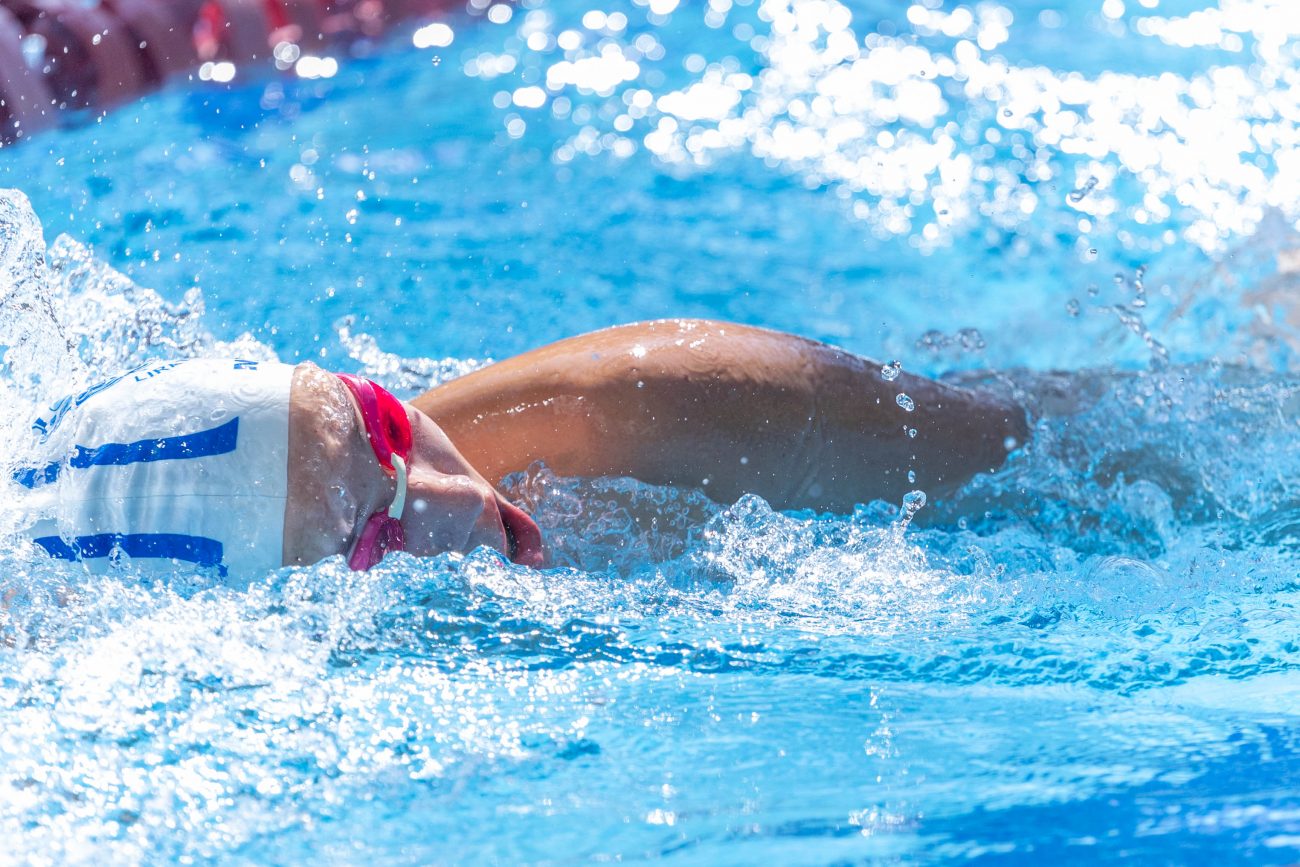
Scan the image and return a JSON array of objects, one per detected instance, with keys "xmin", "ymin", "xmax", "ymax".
[{"xmin": 284, "ymin": 485, "xmax": 364, "ymax": 567}]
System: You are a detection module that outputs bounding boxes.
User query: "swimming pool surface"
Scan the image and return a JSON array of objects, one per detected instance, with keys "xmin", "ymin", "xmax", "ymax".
[{"xmin": 4, "ymin": 0, "xmax": 1300, "ymax": 862}]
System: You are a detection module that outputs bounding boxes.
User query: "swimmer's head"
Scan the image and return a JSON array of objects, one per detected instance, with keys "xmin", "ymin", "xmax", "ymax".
[
  {"xmin": 22, "ymin": 360, "xmax": 543, "ymax": 577},
  {"xmin": 285, "ymin": 366, "xmax": 544, "ymax": 570}
]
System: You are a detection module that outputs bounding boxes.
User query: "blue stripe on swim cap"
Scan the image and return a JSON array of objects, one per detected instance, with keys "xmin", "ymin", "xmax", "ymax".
[
  {"xmin": 33, "ymin": 532, "xmax": 227, "ymax": 577},
  {"xmin": 13, "ymin": 417, "xmax": 241, "ymax": 489}
]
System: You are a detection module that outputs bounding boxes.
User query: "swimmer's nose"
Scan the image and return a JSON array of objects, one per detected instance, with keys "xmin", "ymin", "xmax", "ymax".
[{"xmin": 402, "ymin": 472, "xmax": 508, "ymax": 558}]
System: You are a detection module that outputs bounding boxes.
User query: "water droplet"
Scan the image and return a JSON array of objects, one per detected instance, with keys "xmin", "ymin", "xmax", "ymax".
[
  {"xmin": 1066, "ymin": 298, "xmax": 1081, "ymax": 317},
  {"xmin": 896, "ymin": 393, "xmax": 915, "ymax": 412},
  {"xmin": 907, "ymin": 469, "xmax": 916, "ymax": 484},
  {"xmin": 907, "ymin": 427, "xmax": 917, "ymax": 438},
  {"xmin": 880, "ymin": 360, "xmax": 902, "ymax": 381},
  {"xmin": 1066, "ymin": 175, "xmax": 1098, "ymax": 204},
  {"xmin": 902, "ymin": 489, "xmax": 927, "ymax": 516},
  {"xmin": 956, "ymin": 327, "xmax": 985, "ymax": 351},
  {"xmin": 917, "ymin": 329, "xmax": 947, "ymax": 352}
]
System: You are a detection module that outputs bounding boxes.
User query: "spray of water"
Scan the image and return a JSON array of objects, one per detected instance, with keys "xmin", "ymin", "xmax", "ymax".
[{"xmin": 4, "ymin": 186, "xmax": 1300, "ymax": 860}]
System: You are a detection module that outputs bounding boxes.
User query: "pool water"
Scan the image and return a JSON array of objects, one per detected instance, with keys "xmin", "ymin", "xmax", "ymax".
[{"xmin": 5, "ymin": 0, "xmax": 1300, "ymax": 861}]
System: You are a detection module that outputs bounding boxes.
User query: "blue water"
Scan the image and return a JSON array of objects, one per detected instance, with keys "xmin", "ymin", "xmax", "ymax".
[{"xmin": 4, "ymin": 0, "xmax": 1300, "ymax": 861}]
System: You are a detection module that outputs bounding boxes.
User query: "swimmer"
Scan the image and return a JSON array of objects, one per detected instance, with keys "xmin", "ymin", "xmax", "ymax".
[{"xmin": 14, "ymin": 319, "xmax": 1027, "ymax": 577}]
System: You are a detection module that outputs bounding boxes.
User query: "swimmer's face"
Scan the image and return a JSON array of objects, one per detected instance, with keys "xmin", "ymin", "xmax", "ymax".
[
  {"xmin": 348, "ymin": 401, "xmax": 545, "ymax": 567},
  {"xmin": 395, "ymin": 410, "xmax": 543, "ymax": 566},
  {"xmin": 284, "ymin": 365, "xmax": 544, "ymax": 569}
]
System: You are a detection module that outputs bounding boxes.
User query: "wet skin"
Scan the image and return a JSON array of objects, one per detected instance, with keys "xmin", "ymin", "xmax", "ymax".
[{"xmin": 414, "ymin": 319, "xmax": 1029, "ymax": 513}]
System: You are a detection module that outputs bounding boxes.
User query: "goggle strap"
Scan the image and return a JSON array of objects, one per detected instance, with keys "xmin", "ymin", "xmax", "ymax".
[
  {"xmin": 388, "ymin": 454, "xmax": 408, "ymax": 520},
  {"xmin": 336, "ymin": 373, "xmax": 410, "ymax": 471}
]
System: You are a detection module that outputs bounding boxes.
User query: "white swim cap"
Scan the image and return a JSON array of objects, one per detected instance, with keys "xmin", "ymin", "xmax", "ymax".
[{"xmin": 16, "ymin": 358, "xmax": 294, "ymax": 579}]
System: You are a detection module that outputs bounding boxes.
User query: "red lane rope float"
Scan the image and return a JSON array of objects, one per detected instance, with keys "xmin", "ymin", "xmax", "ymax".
[{"xmin": 0, "ymin": 6, "xmax": 54, "ymax": 140}]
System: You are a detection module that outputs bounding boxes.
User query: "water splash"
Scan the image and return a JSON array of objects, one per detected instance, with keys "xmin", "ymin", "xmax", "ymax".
[
  {"xmin": 900, "ymin": 489, "xmax": 927, "ymax": 522},
  {"xmin": 501, "ymin": 461, "xmax": 722, "ymax": 574},
  {"xmin": 6, "ymin": 2, "xmax": 1300, "ymax": 846},
  {"xmin": 0, "ymin": 189, "xmax": 276, "ymax": 411},
  {"xmin": 335, "ymin": 314, "xmax": 492, "ymax": 397},
  {"xmin": 0, "ymin": 190, "xmax": 81, "ymax": 401}
]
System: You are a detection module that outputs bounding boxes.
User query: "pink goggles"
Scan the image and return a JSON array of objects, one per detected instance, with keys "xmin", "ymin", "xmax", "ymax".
[{"xmin": 335, "ymin": 373, "xmax": 413, "ymax": 571}]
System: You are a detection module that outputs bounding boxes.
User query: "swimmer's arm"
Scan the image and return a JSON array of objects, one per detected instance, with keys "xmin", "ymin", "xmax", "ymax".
[{"xmin": 412, "ymin": 319, "xmax": 1027, "ymax": 511}]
